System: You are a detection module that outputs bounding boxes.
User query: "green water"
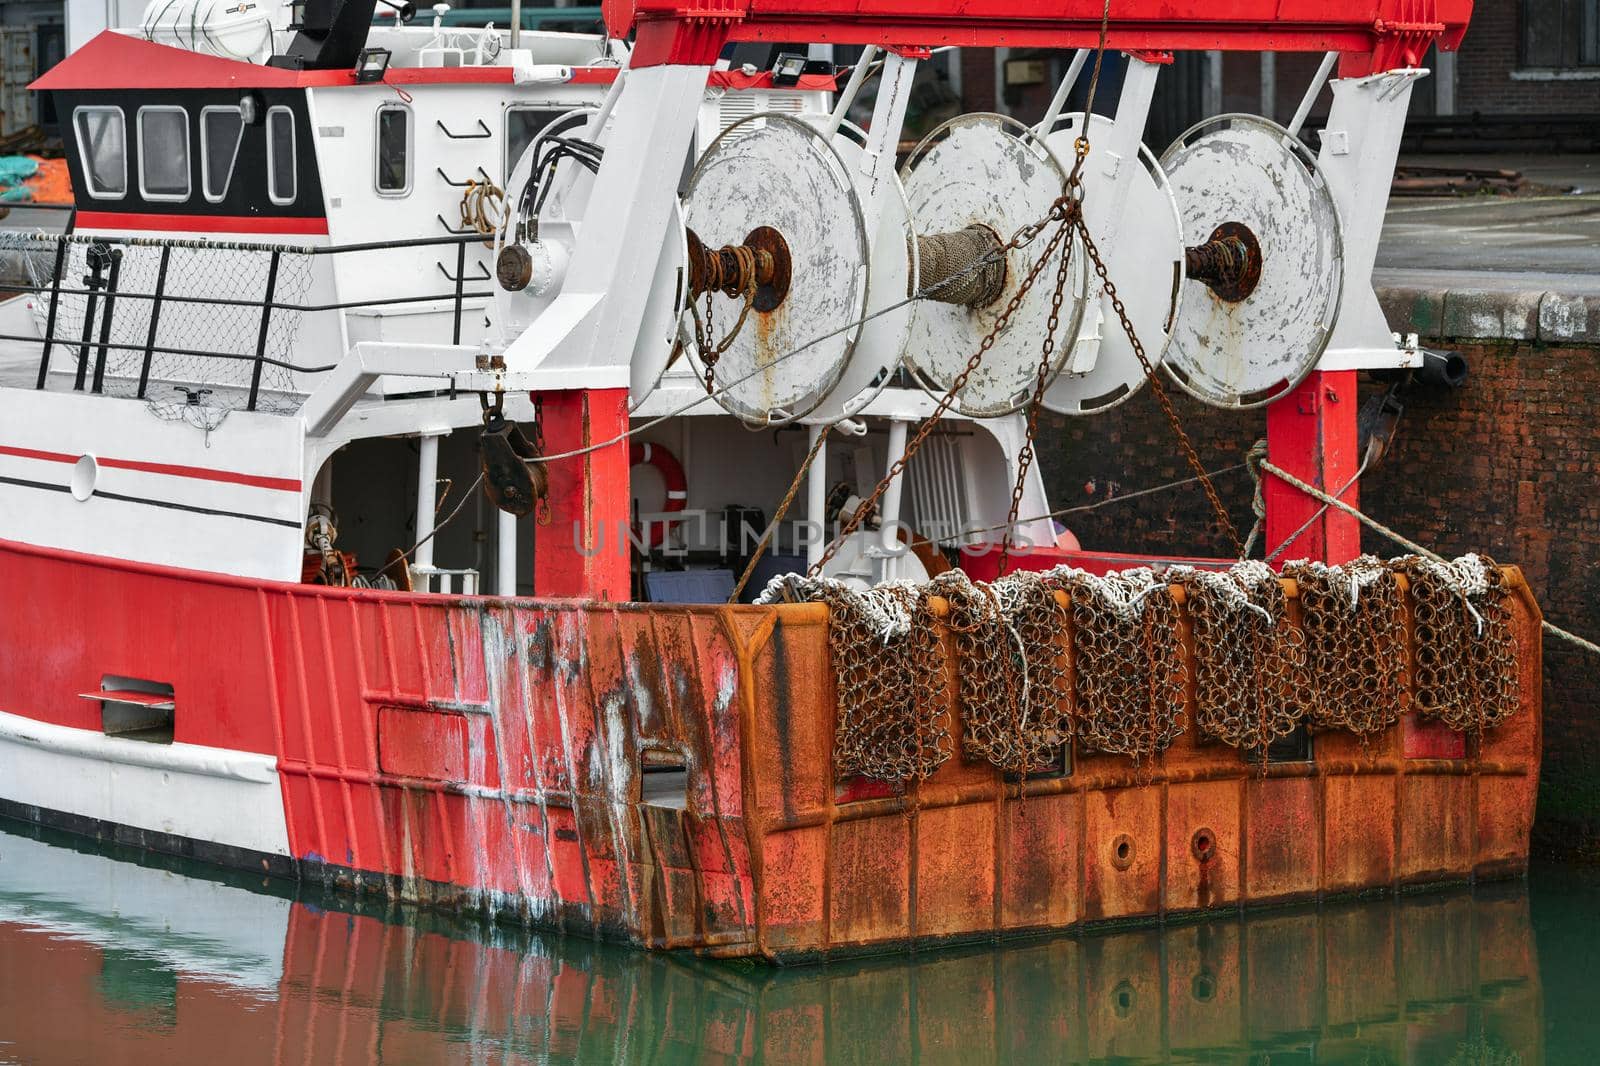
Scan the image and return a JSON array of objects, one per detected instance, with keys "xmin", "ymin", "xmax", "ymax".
[{"xmin": 0, "ymin": 819, "xmax": 1594, "ymax": 1065}]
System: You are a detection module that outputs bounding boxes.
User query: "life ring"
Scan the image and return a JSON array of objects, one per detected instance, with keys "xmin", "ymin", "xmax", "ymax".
[{"xmin": 629, "ymin": 441, "xmax": 687, "ymax": 549}]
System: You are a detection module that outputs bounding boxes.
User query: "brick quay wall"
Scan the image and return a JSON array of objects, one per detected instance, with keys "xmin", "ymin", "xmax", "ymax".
[{"xmin": 1038, "ymin": 291, "xmax": 1600, "ymax": 858}]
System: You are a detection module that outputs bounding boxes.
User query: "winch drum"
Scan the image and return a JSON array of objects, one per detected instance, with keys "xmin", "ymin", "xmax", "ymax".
[{"xmin": 1158, "ymin": 114, "xmax": 1344, "ymax": 409}]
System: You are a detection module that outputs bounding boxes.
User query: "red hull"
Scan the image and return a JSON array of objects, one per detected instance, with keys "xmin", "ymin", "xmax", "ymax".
[{"xmin": 0, "ymin": 537, "xmax": 1544, "ymax": 960}]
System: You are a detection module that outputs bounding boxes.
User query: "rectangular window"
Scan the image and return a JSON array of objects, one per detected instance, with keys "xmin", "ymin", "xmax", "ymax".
[
  {"xmin": 73, "ymin": 106, "xmax": 126, "ymax": 199},
  {"xmin": 267, "ymin": 106, "xmax": 297, "ymax": 205},
  {"xmin": 138, "ymin": 106, "xmax": 191, "ymax": 201},
  {"xmin": 503, "ymin": 106, "xmax": 566, "ymax": 183},
  {"xmin": 200, "ymin": 106, "xmax": 245, "ymax": 203},
  {"xmin": 1522, "ymin": 0, "xmax": 1600, "ymax": 68},
  {"xmin": 375, "ymin": 104, "xmax": 412, "ymax": 195}
]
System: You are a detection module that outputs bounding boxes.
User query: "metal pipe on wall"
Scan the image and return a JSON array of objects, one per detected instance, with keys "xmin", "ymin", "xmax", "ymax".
[
  {"xmin": 806, "ymin": 423, "xmax": 828, "ymax": 570},
  {"xmin": 498, "ymin": 509, "xmax": 517, "ymax": 596},
  {"xmin": 415, "ymin": 433, "xmax": 441, "ymax": 574}
]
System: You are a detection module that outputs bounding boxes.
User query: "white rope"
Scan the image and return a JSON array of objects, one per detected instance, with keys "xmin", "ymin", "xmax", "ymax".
[
  {"xmin": 1260, "ymin": 457, "xmax": 1600, "ymax": 659},
  {"xmin": 1166, "ymin": 560, "xmax": 1278, "ymax": 626}
]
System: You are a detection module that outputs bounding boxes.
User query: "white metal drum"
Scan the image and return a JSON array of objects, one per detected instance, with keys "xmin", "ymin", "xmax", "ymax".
[
  {"xmin": 1042, "ymin": 113, "xmax": 1185, "ymax": 416},
  {"xmin": 901, "ymin": 114, "xmax": 1089, "ymax": 418},
  {"xmin": 682, "ymin": 113, "xmax": 869, "ymax": 426},
  {"xmin": 1159, "ymin": 114, "xmax": 1344, "ymax": 409},
  {"xmin": 800, "ymin": 119, "xmax": 917, "ymax": 425}
]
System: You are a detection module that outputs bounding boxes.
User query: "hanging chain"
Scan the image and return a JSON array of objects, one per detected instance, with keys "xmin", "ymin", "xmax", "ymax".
[
  {"xmin": 692, "ymin": 246, "xmax": 760, "ymax": 394},
  {"xmin": 998, "ymin": 161, "xmax": 1083, "ymax": 576},
  {"xmin": 1169, "ymin": 562, "xmax": 1313, "ymax": 757},
  {"xmin": 810, "ymin": 207, "xmax": 1078, "ymax": 575},
  {"xmin": 1283, "ymin": 556, "xmax": 1406, "ymax": 737},
  {"xmin": 1071, "ymin": 218, "xmax": 1246, "ymax": 557},
  {"xmin": 1388, "ymin": 554, "xmax": 1520, "ymax": 734}
]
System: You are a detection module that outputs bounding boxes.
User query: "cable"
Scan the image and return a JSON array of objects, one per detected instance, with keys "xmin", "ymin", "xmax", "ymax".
[
  {"xmin": 375, "ymin": 472, "xmax": 486, "ymax": 580},
  {"xmin": 934, "ymin": 463, "xmax": 1252, "ymax": 545},
  {"xmin": 1259, "ymin": 457, "xmax": 1600, "ymax": 660}
]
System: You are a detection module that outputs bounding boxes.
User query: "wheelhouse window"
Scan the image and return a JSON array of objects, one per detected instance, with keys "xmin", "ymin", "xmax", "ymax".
[
  {"xmin": 375, "ymin": 104, "xmax": 412, "ymax": 196},
  {"xmin": 503, "ymin": 106, "xmax": 567, "ymax": 183},
  {"xmin": 267, "ymin": 106, "xmax": 297, "ymax": 205},
  {"xmin": 200, "ymin": 106, "xmax": 245, "ymax": 203},
  {"xmin": 1523, "ymin": 0, "xmax": 1600, "ymax": 68},
  {"xmin": 73, "ymin": 106, "xmax": 126, "ymax": 199},
  {"xmin": 138, "ymin": 106, "xmax": 191, "ymax": 201}
]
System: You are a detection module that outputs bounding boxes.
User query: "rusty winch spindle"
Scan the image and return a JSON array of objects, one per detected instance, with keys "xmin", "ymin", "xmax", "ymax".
[
  {"xmin": 1184, "ymin": 221, "xmax": 1263, "ymax": 302},
  {"xmin": 686, "ymin": 227, "xmax": 792, "ymax": 312},
  {"xmin": 687, "ymin": 221, "xmax": 1012, "ymax": 313},
  {"xmin": 916, "ymin": 224, "xmax": 1009, "ymax": 308}
]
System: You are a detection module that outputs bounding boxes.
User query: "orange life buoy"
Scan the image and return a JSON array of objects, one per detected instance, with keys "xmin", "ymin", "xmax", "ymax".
[{"xmin": 629, "ymin": 441, "xmax": 687, "ymax": 549}]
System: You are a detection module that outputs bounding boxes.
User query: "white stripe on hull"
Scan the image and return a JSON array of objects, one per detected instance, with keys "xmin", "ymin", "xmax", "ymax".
[{"xmin": 0, "ymin": 709, "xmax": 291, "ymax": 858}]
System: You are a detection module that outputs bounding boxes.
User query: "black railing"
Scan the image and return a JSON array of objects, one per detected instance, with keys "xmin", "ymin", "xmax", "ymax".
[{"xmin": 2, "ymin": 230, "xmax": 495, "ymax": 412}]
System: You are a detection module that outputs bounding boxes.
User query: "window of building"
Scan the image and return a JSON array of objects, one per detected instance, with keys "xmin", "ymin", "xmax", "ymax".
[
  {"xmin": 503, "ymin": 106, "xmax": 569, "ymax": 183},
  {"xmin": 375, "ymin": 104, "xmax": 412, "ymax": 195},
  {"xmin": 1523, "ymin": 0, "xmax": 1600, "ymax": 68},
  {"xmin": 138, "ymin": 107, "xmax": 190, "ymax": 201},
  {"xmin": 267, "ymin": 106, "xmax": 297, "ymax": 205},
  {"xmin": 200, "ymin": 106, "xmax": 245, "ymax": 203},
  {"xmin": 73, "ymin": 106, "xmax": 126, "ymax": 199}
]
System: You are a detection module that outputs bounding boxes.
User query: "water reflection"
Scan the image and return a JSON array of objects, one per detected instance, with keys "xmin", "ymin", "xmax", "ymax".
[{"xmin": 0, "ymin": 819, "xmax": 1568, "ymax": 1064}]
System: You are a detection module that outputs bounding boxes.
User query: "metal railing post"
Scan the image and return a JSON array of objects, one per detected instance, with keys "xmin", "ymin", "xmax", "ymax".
[
  {"xmin": 452, "ymin": 240, "xmax": 466, "ymax": 345},
  {"xmin": 138, "ymin": 245, "xmax": 172, "ymax": 399},
  {"xmin": 35, "ymin": 236, "xmax": 68, "ymax": 390},
  {"xmin": 73, "ymin": 243, "xmax": 109, "ymax": 392},
  {"xmin": 90, "ymin": 248, "xmax": 123, "ymax": 394},
  {"xmin": 247, "ymin": 249, "xmax": 282, "ymax": 412}
]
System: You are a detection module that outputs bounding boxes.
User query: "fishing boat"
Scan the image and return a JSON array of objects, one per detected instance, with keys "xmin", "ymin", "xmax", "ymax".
[{"xmin": 0, "ymin": 0, "xmax": 1541, "ymax": 961}]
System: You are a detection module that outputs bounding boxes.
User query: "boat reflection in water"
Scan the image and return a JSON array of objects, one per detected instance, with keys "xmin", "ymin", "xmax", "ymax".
[{"xmin": 0, "ymin": 820, "xmax": 1541, "ymax": 1064}]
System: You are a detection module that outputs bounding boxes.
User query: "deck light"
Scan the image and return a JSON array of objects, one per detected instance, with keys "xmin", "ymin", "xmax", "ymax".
[
  {"xmin": 771, "ymin": 52, "xmax": 807, "ymax": 86},
  {"xmin": 355, "ymin": 47, "xmax": 392, "ymax": 83}
]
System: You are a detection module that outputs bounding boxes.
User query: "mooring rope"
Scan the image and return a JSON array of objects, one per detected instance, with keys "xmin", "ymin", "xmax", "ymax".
[{"xmin": 1259, "ymin": 456, "xmax": 1600, "ymax": 659}]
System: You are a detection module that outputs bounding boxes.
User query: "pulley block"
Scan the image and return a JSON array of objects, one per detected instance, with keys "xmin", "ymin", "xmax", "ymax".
[{"xmin": 480, "ymin": 412, "xmax": 549, "ymax": 517}]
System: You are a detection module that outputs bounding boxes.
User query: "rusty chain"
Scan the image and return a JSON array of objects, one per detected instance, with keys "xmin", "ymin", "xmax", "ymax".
[
  {"xmin": 1282, "ymin": 556, "xmax": 1407, "ymax": 737},
  {"xmin": 1388, "ymin": 553, "xmax": 1520, "ymax": 734},
  {"xmin": 1071, "ymin": 219, "xmax": 1245, "ymax": 557},
  {"xmin": 769, "ymin": 551, "xmax": 1523, "ymax": 782},
  {"xmin": 1168, "ymin": 561, "xmax": 1313, "ymax": 755},
  {"xmin": 936, "ymin": 570, "xmax": 1072, "ymax": 776},
  {"xmin": 691, "ymin": 245, "xmax": 760, "ymax": 394},
  {"xmin": 998, "ymin": 164, "xmax": 1082, "ymax": 577},
  {"xmin": 760, "ymin": 575, "xmax": 953, "ymax": 781},
  {"xmin": 810, "ymin": 205, "xmax": 1079, "ymax": 575},
  {"xmin": 1038, "ymin": 567, "xmax": 1188, "ymax": 763}
]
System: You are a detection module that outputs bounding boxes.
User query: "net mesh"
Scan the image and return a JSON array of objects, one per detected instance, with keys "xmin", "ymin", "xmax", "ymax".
[{"xmin": 0, "ymin": 232, "xmax": 318, "ymax": 430}]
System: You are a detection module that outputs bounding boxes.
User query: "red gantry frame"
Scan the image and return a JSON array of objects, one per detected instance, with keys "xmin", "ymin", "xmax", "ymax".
[{"xmin": 610, "ymin": 0, "xmax": 1471, "ymax": 77}]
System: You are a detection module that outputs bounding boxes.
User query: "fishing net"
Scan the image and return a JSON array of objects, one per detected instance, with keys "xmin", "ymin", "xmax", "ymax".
[
  {"xmin": 0, "ymin": 231, "xmax": 318, "ymax": 430},
  {"xmin": 765, "ymin": 554, "xmax": 1523, "ymax": 782}
]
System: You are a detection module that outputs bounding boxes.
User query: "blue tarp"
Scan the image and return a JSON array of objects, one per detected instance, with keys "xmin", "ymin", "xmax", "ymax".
[{"xmin": 0, "ymin": 156, "xmax": 38, "ymax": 202}]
